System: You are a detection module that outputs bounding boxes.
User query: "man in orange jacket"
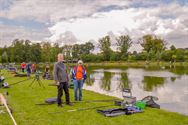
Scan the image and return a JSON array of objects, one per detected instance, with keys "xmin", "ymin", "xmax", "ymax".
[{"xmin": 72, "ymin": 60, "xmax": 87, "ymax": 101}]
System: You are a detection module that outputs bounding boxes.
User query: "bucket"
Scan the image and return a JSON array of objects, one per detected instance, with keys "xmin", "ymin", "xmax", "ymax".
[{"xmin": 134, "ymin": 101, "xmax": 146, "ymax": 109}]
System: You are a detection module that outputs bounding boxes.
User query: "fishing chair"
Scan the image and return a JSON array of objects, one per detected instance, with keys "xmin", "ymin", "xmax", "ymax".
[{"xmin": 115, "ymin": 88, "xmax": 136, "ymax": 107}]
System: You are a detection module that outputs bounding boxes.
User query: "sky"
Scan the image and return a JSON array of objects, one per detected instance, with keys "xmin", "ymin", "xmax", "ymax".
[{"xmin": 0, "ymin": 0, "xmax": 188, "ymax": 52}]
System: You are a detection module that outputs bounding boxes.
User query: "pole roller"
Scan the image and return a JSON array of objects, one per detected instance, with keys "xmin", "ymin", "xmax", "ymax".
[{"xmin": 0, "ymin": 93, "xmax": 18, "ymax": 125}]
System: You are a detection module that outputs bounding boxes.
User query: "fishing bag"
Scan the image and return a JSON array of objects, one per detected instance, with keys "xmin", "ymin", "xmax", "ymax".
[
  {"xmin": 141, "ymin": 96, "xmax": 160, "ymax": 109},
  {"xmin": 45, "ymin": 97, "xmax": 57, "ymax": 104},
  {"xmin": 97, "ymin": 106, "xmax": 142, "ymax": 117}
]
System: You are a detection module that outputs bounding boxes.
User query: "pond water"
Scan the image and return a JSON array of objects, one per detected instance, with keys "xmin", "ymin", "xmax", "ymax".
[{"xmin": 84, "ymin": 66, "xmax": 188, "ymax": 115}]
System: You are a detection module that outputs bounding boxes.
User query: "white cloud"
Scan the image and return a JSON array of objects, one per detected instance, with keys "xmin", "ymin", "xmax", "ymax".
[
  {"xmin": 0, "ymin": 0, "xmax": 130, "ymax": 23},
  {"xmin": 48, "ymin": 2, "xmax": 188, "ymax": 52},
  {"xmin": 48, "ymin": 9, "xmax": 137, "ymax": 43},
  {"xmin": 0, "ymin": 24, "xmax": 50, "ymax": 47},
  {"xmin": 0, "ymin": 1, "xmax": 188, "ymax": 51},
  {"xmin": 53, "ymin": 31, "xmax": 78, "ymax": 45}
]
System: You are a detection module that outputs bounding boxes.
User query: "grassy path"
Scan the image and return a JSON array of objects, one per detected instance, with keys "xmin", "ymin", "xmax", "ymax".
[{"xmin": 0, "ymin": 70, "xmax": 188, "ymax": 125}]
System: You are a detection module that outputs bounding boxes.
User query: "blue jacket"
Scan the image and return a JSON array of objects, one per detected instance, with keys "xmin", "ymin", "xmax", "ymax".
[
  {"xmin": 26, "ymin": 64, "xmax": 31, "ymax": 73},
  {"xmin": 71, "ymin": 66, "xmax": 87, "ymax": 81}
]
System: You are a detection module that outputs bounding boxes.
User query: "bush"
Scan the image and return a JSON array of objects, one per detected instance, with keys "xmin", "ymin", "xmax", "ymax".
[
  {"xmin": 81, "ymin": 54, "xmax": 103, "ymax": 62},
  {"xmin": 110, "ymin": 52, "xmax": 121, "ymax": 61}
]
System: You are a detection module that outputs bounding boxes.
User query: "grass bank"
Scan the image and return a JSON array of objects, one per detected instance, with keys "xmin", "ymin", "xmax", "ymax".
[
  {"xmin": 85, "ymin": 61, "xmax": 188, "ymax": 68},
  {"xmin": 0, "ymin": 70, "xmax": 188, "ymax": 125}
]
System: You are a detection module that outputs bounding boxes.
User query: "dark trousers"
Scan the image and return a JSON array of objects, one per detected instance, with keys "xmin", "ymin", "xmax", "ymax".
[
  {"xmin": 57, "ymin": 82, "xmax": 70, "ymax": 105},
  {"xmin": 22, "ymin": 68, "xmax": 24, "ymax": 73}
]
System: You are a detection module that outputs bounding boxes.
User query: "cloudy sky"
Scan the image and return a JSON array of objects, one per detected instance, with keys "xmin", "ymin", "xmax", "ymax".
[{"xmin": 0, "ymin": 0, "xmax": 188, "ymax": 52}]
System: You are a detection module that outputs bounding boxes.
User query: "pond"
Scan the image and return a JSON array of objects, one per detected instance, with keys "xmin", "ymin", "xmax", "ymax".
[{"xmin": 84, "ymin": 66, "xmax": 188, "ymax": 116}]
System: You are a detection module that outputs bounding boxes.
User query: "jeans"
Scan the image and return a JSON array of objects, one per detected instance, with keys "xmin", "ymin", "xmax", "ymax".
[
  {"xmin": 73, "ymin": 79, "xmax": 84, "ymax": 101},
  {"xmin": 57, "ymin": 82, "xmax": 70, "ymax": 105},
  {"xmin": 27, "ymin": 70, "xmax": 31, "ymax": 77}
]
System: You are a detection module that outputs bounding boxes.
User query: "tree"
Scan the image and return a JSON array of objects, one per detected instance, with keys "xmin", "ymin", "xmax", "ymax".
[
  {"xmin": 41, "ymin": 42, "xmax": 52, "ymax": 62},
  {"xmin": 50, "ymin": 43, "xmax": 61, "ymax": 62},
  {"xmin": 116, "ymin": 35, "xmax": 132, "ymax": 59},
  {"xmin": 62, "ymin": 45, "xmax": 73, "ymax": 60},
  {"xmin": 184, "ymin": 50, "xmax": 188, "ymax": 62},
  {"xmin": 161, "ymin": 50, "xmax": 173, "ymax": 61},
  {"xmin": 72, "ymin": 42, "xmax": 94, "ymax": 59},
  {"xmin": 83, "ymin": 42, "xmax": 94, "ymax": 54},
  {"xmin": 72, "ymin": 44, "xmax": 81, "ymax": 58},
  {"xmin": 81, "ymin": 53, "xmax": 103, "ymax": 62},
  {"xmin": 1, "ymin": 51, "xmax": 8, "ymax": 63},
  {"xmin": 110, "ymin": 52, "xmax": 121, "ymax": 61},
  {"xmin": 98, "ymin": 36, "xmax": 112, "ymax": 61},
  {"xmin": 175, "ymin": 49, "xmax": 185, "ymax": 62},
  {"xmin": 10, "ymin": 39, "xmax": 25, "ymax": 62},
  {"xmin": 23, "ymin": 40, "xmax": 32, "ymax": 62},
  {"xmin": 140, "ymin": 35, "xmax": 166, "ymax": 61},
  {"xmin": 30, "ymin": 43, "xmax": 42, "ymax": 63},
  {"xmin": 170, "ymin": 45, "xmax": 176, "ymax": 51}
]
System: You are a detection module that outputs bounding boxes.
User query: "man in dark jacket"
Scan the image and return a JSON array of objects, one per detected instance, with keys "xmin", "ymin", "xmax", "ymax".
[
  {"xmin": 54, "ymin": 53, "xmax": 72, "ymax": 107},
  {"xmin": 26, "ymin": 62, "xmax": 32, "ymax": 78}
]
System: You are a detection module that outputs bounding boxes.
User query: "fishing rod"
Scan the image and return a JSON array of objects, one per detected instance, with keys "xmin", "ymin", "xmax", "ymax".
[
  {"xmin": 67, "ymin": 104, "xmax": 115, "ymax": 112},
  {"xmin": 50, "ymin": 104, "xmax": 115, "ymax": 114},
  {"xmin": 9, "ymin": 78, "xmax": 31, "ymax": 86},
  {"xmin": 0, "ymin": 93, "xmax": 17, "ymax": 125},
  {"xmin": 35, "ymin": 99, "xmax": 121, "ymax": 105},
  {"xmin": 10, "ymin": 70, "xmax": 44, "ymax": 86},
  {"xmin": 4, "ymin": 76, "xmax": 16, "ymax": 79},
  {"xmin": 80, "ymin": 99, "xmax": 121, "ymax": 103}
]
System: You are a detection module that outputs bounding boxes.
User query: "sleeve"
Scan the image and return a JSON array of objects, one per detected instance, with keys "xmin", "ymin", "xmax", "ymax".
[
  {"xmin": 65, "ymin": 66, "xmax": 69, "ymax": 82},
  {"xmin": 83, "ymin": 67, "xmax": 87, "ymax": 80},
  {"xmin": 72, "ymin": 67, "xmax": 76, "ymax": 80},
  {"xmin": 53, "ymin": 63, "xmax": 58, "ymax": 82}
]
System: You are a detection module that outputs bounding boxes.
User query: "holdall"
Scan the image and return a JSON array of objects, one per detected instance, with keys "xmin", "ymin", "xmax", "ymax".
[{"xmin": 45, "ymin": 97, "xmax": 57, "ymax": 104}]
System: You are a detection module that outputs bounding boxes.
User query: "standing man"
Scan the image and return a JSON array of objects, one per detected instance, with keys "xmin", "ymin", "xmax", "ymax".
[
  {"xmin": 45, "ymin": 63, "xmax": 50, "ymax": 73},
  {"xmin": 26, "ymin": 62, "xmax": 31, "ymax": 78},
  {"xmin": 54, "ymin": 54, "xmax": 72, "ymax": 107},
  {"xmin": 31, "ymin": 63, "xmax": 36, "ymax": 73},
  {"xmin": 72, "ymin": 60, "xmax": 87, "ymax": 101},
  {"xmin": 21, "ymin": 62, "xmax": 26, "ymax": 73}
]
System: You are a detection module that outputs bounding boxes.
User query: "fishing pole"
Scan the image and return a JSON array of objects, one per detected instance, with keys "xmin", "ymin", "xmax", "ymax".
[
  {"xmin": 35, "ymin": 99, "xmax": 121, "ymax": 105},
  {"xmin": 4, "ymin": 76, "xmax": 16, "ymax": 79},
  {"xmin": 81, "ymin": 99, "xmax": 121, "ymax": 103},
  {"xmin": 67, "ymin": 104, "xmax": 114, "ymax": 112},
  {"xmin": 49, "ymin": 104, "xmax": 115, "ymax": 114},
  {"xmin": 9, "ymin": 78, "xmax": 31, "ymax": 86},
  {"xmin": 0, "ymin": 93, "xmax": 17, "ymax": 125}
]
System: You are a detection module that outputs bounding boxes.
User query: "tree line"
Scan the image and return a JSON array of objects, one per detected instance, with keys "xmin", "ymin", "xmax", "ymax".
[{"xmin": 0, "ymin": 34, "xmax": 188, "ymax": 63}]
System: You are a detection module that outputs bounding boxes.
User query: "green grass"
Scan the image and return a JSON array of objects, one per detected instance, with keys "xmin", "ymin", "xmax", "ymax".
[
  {"xmin": 0, "ymin": 70, "xmax": 188, "ymax": 125},
  {"xmin": 85, "ymin": 61, "xmax": 188, "ymax": 68}
]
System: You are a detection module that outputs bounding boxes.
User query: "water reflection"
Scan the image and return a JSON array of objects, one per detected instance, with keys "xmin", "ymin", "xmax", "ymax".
[
  {"xmin": 100, "ymin": 72, "xmax": 113, "ymax": 91},
  {"xmin": 85, "ymin": 71, "xmax": 95, "ymax": 86},
  {"xmin": 119, "ymin": 73, "xmax": 130, "ymax": 89},
  {"xmin": 169, "ymin": 66, "xmax": 188, "ymax": 75},
  {"xmin": 142, "ymin": 76, "xmax": 165, "ymax": 91},
  {"xmin": 84, "ymin": 67, "xmax": 188, "ymax": 115},
  {"xmin": 170, "ymin": 77, "xmax": 177, "ymax": 82}
]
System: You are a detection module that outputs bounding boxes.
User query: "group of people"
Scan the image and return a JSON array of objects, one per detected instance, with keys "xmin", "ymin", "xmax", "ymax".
[
  {"xmin": 54, "ymin": 53, "xmax": 87, "ymax": 107},
  {"xmin": 21, "ymin": 62, "xmax": 36, "ymax": 77},
  {"xmin": 20, "ymin": 53, "xmax": 86, "ymax": 107}
]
